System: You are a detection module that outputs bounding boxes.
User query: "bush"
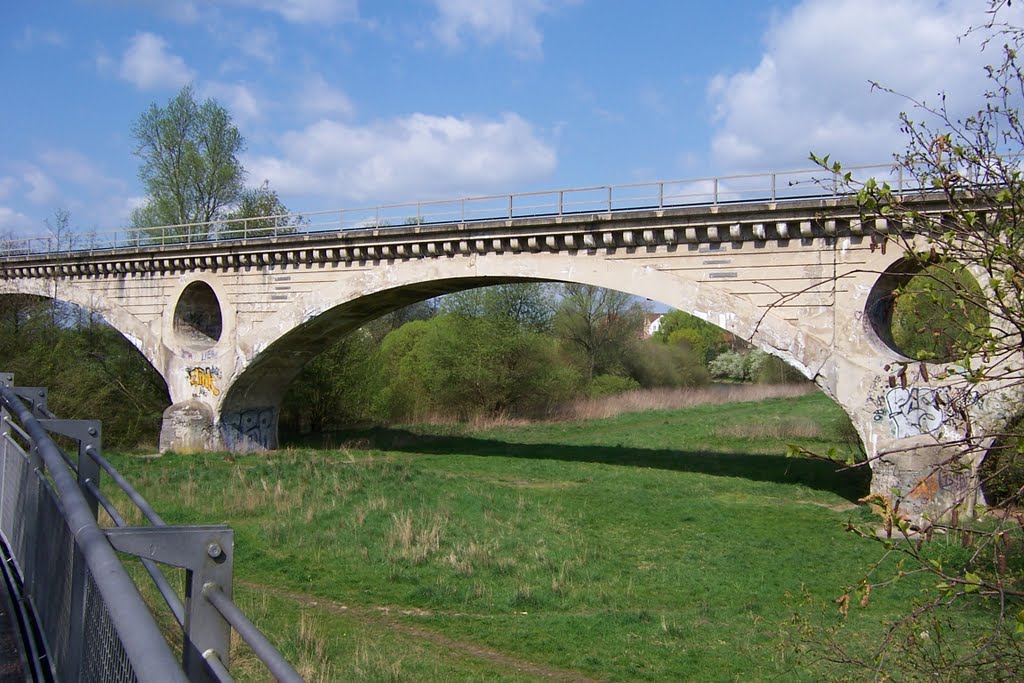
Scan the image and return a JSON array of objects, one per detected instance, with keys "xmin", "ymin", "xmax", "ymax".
[
  {"xmin": 588, "ymin": 374, "xmax": 641, "ymax": 397},
  {"xmin": 375, "ymin": 315, "xmax": 582, "ymax": 421},
  {"xmin": 979, "ymin": 428, "xmax": 1024, "ymax": 507},
  {"xmin": 624, "ymin": 339, "xmax": 709, "ymax": 388},
  {"xmin": 708, "ymin": 351, "xmax": 749, "ymax": 381},
  {"xmin": 751, "ymin": 353, "xmax": 806, "ymax": 385}
]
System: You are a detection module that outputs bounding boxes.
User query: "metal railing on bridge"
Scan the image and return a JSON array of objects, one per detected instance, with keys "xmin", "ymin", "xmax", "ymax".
[
  {"xmin": 0, "ymin": 374, "xmax": 303, "ymax": 682},
  {"xmin": 0, "ymin": 162, "xmax": 915, "ymax": 257}
]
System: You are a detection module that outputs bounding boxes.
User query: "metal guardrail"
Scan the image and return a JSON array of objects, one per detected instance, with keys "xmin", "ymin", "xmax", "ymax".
[
  {"xmin": 0, "ymin": 162, "xmax": 914, "ymax": 257},
  {"xmin": 0, "ymin": 374, "xmax": 303, "ymax": 682}
]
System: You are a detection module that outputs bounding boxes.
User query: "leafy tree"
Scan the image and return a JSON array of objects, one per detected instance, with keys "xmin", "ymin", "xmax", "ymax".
[
  {"xmin": 553, "ymin": 284, "xmax": 646, "ymax": 380},
  {"xmin": 374, "ymin": 315, "xmax": 579, "ymax": 421},
  {"xmin": 440, "ymin": 283, "xmax": 553, "ymax": 332},
  {"xmin": 222, "ymin": 180, "xmax": 303, "ymax": 239},
  {"xmin": 363, "ymin": 300, "xmax": 439, "ymax": 343},
  {"xmin": 279, "ymin": 331, "xmax": 379, "ymax": 434},
  {"xmin": 889, "ymin": 262, "xmax": 989, "ymax": 361},
  {"xmin": 653, "ymin": 310, "xmax": 734, "ymax": 364},
  {"xmin": 623, "ymin": 338, "xmax": 709, "ymax": 388},
  {"xmin": 800, "ymin": 3, "xmax": 1024, "ymax": 678},
  {"xmin": 0, "ymin": 295, "xmax": 169, "ymax": 447},
  {"xmin": 130, "ymin": 84, "xmax": 245, "ymax": 242}
]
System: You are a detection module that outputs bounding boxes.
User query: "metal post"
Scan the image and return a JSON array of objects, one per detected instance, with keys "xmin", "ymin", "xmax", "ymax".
[
  {"xmin": 607, "ymin": 186, "xmax": 612, "ymax": 213},
  {"xmin": 508, "ymin": 195, "xmax": 513, "ymax": 219},
  {"xmin": 771, "ymin": 173, "xmax": 777, "ymax": 201},
  {"xmin": 659, "ymin": 183, "xmax": 664, "ymax": 209},
  {"xmin": 106, "ymin": 525, "xmax": 234, "ymax": 682},
  {"xmin": 558, "ymin": 190, "xmax": 564, "ymax": 216},
  {"xmin": 713, "ymin": 177, "xmax": 719, "ymax": 205}
]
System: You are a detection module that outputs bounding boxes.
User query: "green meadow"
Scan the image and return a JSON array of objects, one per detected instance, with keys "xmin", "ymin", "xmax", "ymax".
[{"xmin": 106, "ymin": 393, "xmax": 989, "ymax": 681}]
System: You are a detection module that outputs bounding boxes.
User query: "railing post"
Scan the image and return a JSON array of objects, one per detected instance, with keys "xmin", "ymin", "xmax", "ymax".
[
  {"xmin": 558, "ymin": 190, "xmax": 564, "ymax": 216},
  {"xmin": 659, "ymin": 183, "xmax": 664, "ymax": 209},
  {"xmin": 771, "ymin": 173, "xmax": 777, "ymax": 201},
  {"xmin": 106, "ymin": 525, "xmax": 234, "ymax": 682},
  {"xmin": 713, "ymin": 177, "xmax": 719, "ymax": 205},
  {"xmin": 508, "ymin": 195, "xmax": 513, "ymax": 220},
  {"xmin": 607, "ymin": 186, "xmax": 612, "ymax": 213}
]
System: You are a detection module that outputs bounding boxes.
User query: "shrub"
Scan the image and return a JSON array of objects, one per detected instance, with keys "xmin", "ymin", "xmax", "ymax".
[
  {"xmin": 624, "ymin": 339, "xmax": 709, "ymax": 388},
  {"xmin": 751, "ymin": 353, "xmax": 806, "ymax": 385},
  {"xmin": 588, "ymin": 374, "xmax": 641, "ymax": 397},
  {"xmin": 979, "ymin": 427, "xmax": 1024, "ymax": 507},
  {"xmin": 708, "ymin": 351, "xmax": 749, "ymax": 381}
]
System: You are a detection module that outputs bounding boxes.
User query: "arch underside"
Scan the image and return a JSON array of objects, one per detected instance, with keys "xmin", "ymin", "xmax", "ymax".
[
  {"xmin": 222, "ymin": 256, "xmax": 838, "ymax": 429},
  {"xmin": 223, "ymin": 276, "xmax": 531, "ymax": 412},
  {"xmin": 0, "ymin": 280, "xmax": 165, "ymax": 380}
]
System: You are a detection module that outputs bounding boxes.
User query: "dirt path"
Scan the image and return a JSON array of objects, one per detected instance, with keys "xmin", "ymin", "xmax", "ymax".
[{"xmin": 240, "ymin": 580, "xmax": 606, "ymax": 683}]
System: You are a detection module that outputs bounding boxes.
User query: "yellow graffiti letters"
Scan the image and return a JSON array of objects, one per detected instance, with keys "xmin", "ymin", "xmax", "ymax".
[{"xmin": 187, "ymin": 366, "xmax": 221, "ymax": 396}]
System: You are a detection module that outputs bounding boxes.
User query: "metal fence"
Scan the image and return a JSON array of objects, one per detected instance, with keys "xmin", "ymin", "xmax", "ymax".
[
  {"xmin": 0, "ymin": 374, "xmax": 303, "ymax": 682},
  {"xmin": 0, "ymin": 162, "xmax": 914, "ymax": 257}
]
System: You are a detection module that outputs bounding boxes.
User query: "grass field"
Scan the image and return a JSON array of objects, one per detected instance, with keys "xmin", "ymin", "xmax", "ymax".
[{"xmin": 105, "ymin": 392, "xmax": 990, "ymax": 681}]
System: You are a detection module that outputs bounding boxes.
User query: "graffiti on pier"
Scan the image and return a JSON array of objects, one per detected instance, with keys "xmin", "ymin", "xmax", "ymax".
[
  {"xmin": 909, "ymin": 469, "xmax": 971, "ymax": 502},
  {"xmin": 869, "ymin": 385, "xmax": 983, "ymax": 440},
  {"xmin": 187, "ymin": 366, "xmax": 222, "ymax": 397},
  {"xmin": 221, "ymin": 407, "xmax": 276, "ymax": 451},
  {"xmin": 884, "ymin": 387, "xmax": 944, "ymax": 438}
]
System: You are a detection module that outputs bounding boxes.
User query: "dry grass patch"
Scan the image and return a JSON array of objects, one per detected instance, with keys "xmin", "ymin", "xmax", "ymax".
[
  {"xmin": 715, "ymin": 415, "xmax": 827, "ymax": 440},
  {"xmin": 388, "ymin": 509, "xmax": 448, "ymax": 564},
  {"xmin": 553, "ymin": 384, "xmax": 817, "ymax": 422}
]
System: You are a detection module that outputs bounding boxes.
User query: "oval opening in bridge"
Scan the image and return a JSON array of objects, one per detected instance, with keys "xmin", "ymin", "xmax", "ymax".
[
  {"xmin": 865, "ymin": 258, "xmax": 988, "ymax": 362},
  {"xmin": 173, "ymin": 281, "xmax": 223, "ymax": 345}
]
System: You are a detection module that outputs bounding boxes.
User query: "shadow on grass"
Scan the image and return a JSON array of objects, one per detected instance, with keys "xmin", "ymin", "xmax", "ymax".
[{"xmin": 284, "ymin": 427, "xmax": 870, "ymax": 503}]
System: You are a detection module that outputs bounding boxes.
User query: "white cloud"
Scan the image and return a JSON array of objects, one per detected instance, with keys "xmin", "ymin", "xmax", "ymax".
[
  {"xmin": 431, "ymin": 0, "xmax": 577, "ymax": 58},
  {"xmin": 201, "ymin": 81, "xmax": 263, "ymax": 125},
  {"xmin": 244, "ymin": 112, "xmax": 557, "ymax": 202},
  {"xmin": 236, "ymin": 26, "xmax": 279, "ymax": 64},
  {"xmin": 707, "ymin": 0, "xmax": 1001, "ymax": 171},
  {"xmin": 37, "ymin": 149, "xmax": 124, "ymax": 192},
  {"xmin": 118, "ymin": 32, "xmax": 195, "ymax": 90},
  {"xmin": 0, "ymin": 177, "xmax": 16, "ymax": 201},
  {"xmin": 298, "ymin": 75, "xmax": 355, "ymax": 118},
  {"xmin": 22, "ymin": 166, "xmax": 59, "ymax": 205},
  {"xmin": 102, "ymin": 1, "xmax": 202, "ymax": 23},
  {"xmin": 224, "ymin": 0, "xmax": 358, "ymax": 24},
  {"xmin": 0, "ymin": 207, "xmax": 35, "ymax": 235},
  {"xmin": 15, "ymin": 26, "xmax": 67, "ymax": 50}
]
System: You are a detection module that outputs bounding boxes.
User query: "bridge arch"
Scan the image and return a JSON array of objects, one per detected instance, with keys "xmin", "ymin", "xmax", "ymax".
[
  {"xmin": 219, "ymin": 253, "xmax": 839, "ymax": 450},
  {"xmin": 0, "ymin": 278, "xmax": 163, "ymax": 368}
]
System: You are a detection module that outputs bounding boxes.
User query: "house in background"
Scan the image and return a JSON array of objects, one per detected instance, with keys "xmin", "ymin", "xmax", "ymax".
[{"xmin": 642, "ymin": 313, "xmax": 664, "ymax": 338}]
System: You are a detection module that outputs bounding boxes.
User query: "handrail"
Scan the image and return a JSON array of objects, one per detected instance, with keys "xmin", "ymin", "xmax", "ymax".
[
  {"xmin": 0, "ymin": 375, "xmax": 304, "ymax": 682},
  {"xmin": 0, "ymin": 162, "xmax": 913, "ymax": 257},
  {"xmin": 0, "ymin": 384, "xmax": 188, "ymax": 682}
]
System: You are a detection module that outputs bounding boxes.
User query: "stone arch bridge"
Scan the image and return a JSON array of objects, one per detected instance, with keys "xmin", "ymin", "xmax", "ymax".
[{"xmin": 0, "ymin": 177, "xmax": 1016, "ymax": 523}]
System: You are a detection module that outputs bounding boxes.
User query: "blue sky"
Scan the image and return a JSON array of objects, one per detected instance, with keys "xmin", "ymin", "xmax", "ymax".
[{"xmin": 0, "ymin": 0, "xmax": 1006, "ymax": 235}]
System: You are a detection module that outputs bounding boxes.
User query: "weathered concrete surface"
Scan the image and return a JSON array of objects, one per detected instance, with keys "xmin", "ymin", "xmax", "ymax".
[
  {"xmin": 2, "ymin": 195, "xmax": 1019, "ymax": 525},
  {"xmin": 158, "ymin": 400, "xmax": 218, "ymax": 453}
]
